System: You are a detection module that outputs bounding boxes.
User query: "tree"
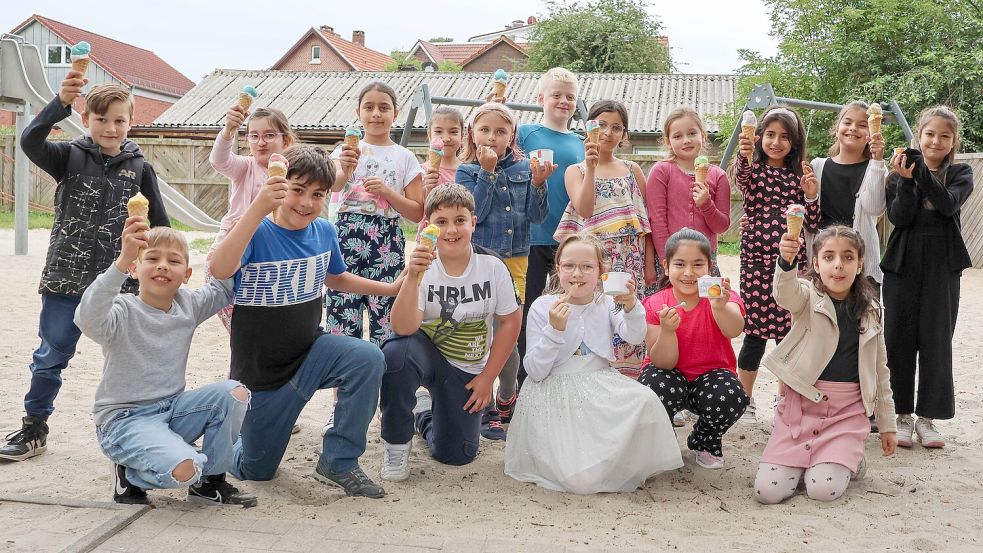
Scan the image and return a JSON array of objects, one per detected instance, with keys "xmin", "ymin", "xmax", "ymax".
[
  {"xmin": 732, "ymin": 0, "xmax": 983, "ymax": 155},
  {"xmin": 525, "ymin": 0, "xmax": 671, "ymax": 73},
  {"xmin": 384, "ymin": 51, "xmax": 463, "ymax": 72}
]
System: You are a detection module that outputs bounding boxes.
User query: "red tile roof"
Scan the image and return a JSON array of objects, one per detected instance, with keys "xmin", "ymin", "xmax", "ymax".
[
  {"xmin": 272, "ymin": 27, "xmax": 392, "ymax": 71},
  {"xmin": 12, "ymin": 14, "xmax": 195, "ymax": 97},
  {"xmin": 459, "ymin": 36, "xmax": 528, "ymax": 67},
  {"xmin": 412, "ymin": 41, "xmax": 524, "ymax": 66}
]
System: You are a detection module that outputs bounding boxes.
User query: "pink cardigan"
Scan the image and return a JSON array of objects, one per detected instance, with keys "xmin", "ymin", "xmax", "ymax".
[
  {"xmin": 645, "ymin": 160, "xmax": 731, "ymax": 259},
  {"xmin": 209, "ymin": 133, "xmax": 268, "ymax": 233}
]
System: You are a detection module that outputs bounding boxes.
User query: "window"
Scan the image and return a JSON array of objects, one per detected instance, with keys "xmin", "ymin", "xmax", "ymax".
[
  {"xmin": 47, "ymin": 45, "xmax": 71, "ymax": 66},
  {"xmin": 311, "ymin": 46, "xmax": 321, "ymax": 64}
]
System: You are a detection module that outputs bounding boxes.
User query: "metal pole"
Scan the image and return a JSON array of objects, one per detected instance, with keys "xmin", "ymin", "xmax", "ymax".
[
  {"xmin": 888, "ymin": 99, "xmax": 915, "ymax": 144},
  {"xmin": 14, "ymin": 100, "xmax": 30, "ymax": 255}
]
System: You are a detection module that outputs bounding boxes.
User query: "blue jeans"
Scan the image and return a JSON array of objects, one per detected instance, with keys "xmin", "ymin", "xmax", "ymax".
[
  {"xmin": 380, "ymin": 332, "xmax": 481, "ymax": 466},
  {"xmin": 25, "ymin": 293, "xmax": 83, "ymax": 420},
  {"xmin": 95, "ymin": 381, "xmax": 249, "ymax": 490},
  {"xmin": 231, "ymin": 334, "xmax": 384, "ymax": 480}
]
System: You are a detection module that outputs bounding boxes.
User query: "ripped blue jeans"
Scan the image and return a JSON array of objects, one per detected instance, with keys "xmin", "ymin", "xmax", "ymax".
[{"xmin": 95, "ymin": 380, "xmax": 249, "ymax": 490}]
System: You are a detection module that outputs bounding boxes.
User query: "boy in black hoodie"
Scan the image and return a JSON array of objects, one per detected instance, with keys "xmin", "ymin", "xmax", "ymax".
[{"xmin": 0, "ymin": 70, "xmax": 169, "ymax": 461}]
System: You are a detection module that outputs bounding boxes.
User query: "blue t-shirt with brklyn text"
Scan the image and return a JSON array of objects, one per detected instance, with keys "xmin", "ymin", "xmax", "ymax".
[
  {"xmin": 231, "ymin": 217, "xmax": 346, "ymax": 390},
  {"xmin": 518, "ymin": 123, "xmax": 585, "ymax": 246}
]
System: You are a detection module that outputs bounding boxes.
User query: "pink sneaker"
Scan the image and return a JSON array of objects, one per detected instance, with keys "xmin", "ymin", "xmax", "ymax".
[{"xmin": 695, "ymin": 450, "xmax": 724, "ymax": 469}]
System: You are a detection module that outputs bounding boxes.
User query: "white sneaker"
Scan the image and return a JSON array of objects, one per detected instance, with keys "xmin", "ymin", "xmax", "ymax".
[
  {"xmin": 413, "ymin": 390, "xmax": 432, "ymax": 416},
  {"xmin": 695, "ymin": 450, "xmax": 724, "ymax": 469},
  {"xmin": 852, "ymin": 456, "xmax": 867, "ymax": 481},
  {"xmin": 896, "ymin": 415, "xmax": 914, "ymax": 448},
  {"xmin": 914, "ymin": 418, "xmax": 945, "ymax": 448},
  {"xmin": 380, "ymin": 440, "xmax": 412, "ymax": 481},
  {"xmin": 741, "ymin": 398, "xmax": 757, "ymax": 422}
]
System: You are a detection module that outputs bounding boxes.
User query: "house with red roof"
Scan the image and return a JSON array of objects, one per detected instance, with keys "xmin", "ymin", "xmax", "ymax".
[
  {"xmin": 5, "ymin": 14, "xmax": 195, "ymax": 125},
  {"xmin": 272, "ymin": 26, "xmax": 392, "ymax": 72}
]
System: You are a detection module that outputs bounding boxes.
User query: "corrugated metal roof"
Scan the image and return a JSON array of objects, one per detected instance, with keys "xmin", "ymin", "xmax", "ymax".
[{"xmin": 151, "ymin": 70, "xmax": 738, "ymax": 134}]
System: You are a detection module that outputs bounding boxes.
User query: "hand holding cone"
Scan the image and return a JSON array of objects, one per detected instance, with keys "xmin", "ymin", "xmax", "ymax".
[
  {"xmin": 267, "ymin": 153, "xmax": 289, "ymax": 223},
  {"xmin": 428, "ymin": 137, "xmax": 444, "ymax": 172},
  {"xmin": 867, "ymin": 103, "xmax": 883, "ymax": 135},
  {"xmin": 492, "ymin": 69, "xmax": 508, "ymax": 101},
  {"xmin": 239, "ymin": 86, "xmax": 258, "ymax": 112},
  {"xmin": 416, "ymin": 224, "xmax": 440, "ymax": 285},
  {"xmin": 126, "ymin": 192, "xmax": 150, "ymax": 261},
  {"xmin": 741, "ymin": 110, "xmax": 757, "ymax": 161},
  {"xmin": 694, "ymin": 155, "xmax": 709, "ymax": 185}
]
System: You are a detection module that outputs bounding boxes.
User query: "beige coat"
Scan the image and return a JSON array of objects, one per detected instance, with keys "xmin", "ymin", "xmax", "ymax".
[{"xmin": 761, "ymin": 264, "xmax": 897, "ymax": 433}]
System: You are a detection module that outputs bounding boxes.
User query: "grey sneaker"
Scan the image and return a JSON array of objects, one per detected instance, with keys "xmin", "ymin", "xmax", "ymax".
[
  {"xmin": 380, "ymin": 440, "xmax": 412, "ymax": 482},
  {"xmin": 314, "ymin": 465, "xmax": 385, "ymax": 499},
  {"xmin": 914, "ymin": 418, "xmax": 944, "ymax": 448},
  {"xmin": 741, "ymin": 398, "xmax": 757, "ymax": 422},
  {"xmin": 851, "ymin": 456, "xmax": 867, "ymax": 481},
  {"xmin": 896, "ymin": 415, "xmax": 914, "ymax": 448},
  {"xmin": 413, "ymin": 390, "xmax": 432, "ymax": 416}
]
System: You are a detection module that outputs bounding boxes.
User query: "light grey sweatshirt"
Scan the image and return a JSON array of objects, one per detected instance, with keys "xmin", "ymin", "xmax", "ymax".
[{"xmin": 74, "ymin": 265, "xmax": 234, "ymax": 424}]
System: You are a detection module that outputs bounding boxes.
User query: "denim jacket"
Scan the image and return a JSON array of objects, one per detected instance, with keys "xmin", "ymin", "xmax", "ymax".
[{"xmin": 456, "ymin": 149, "xmax": 548, "ymax": 258}]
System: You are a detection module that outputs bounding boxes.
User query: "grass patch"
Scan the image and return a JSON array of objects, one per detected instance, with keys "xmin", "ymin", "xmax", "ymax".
[
  {"xmin": 717, "ymin": 240, "xmax": 740, "ymax": 257},
  {"xmin": 401, "ymin": 221, "xmax": 418, "ymax": 242},
  {"xmin": 0, "ymin": 207, "xmax": 55, "ymax": 229},
  {"xmin": 190, "ymin": 237, "xmax": 213, "ymax": 254}
]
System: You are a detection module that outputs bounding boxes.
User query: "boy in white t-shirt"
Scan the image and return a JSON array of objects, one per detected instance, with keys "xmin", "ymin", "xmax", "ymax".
[{"xmin": 379, "ymin": 184, "xmax": 522, "ymax": 481}]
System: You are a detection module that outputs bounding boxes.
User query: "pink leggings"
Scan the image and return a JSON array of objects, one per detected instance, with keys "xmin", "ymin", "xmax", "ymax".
[{"xmin": 754, "ymin": 462, "xmax": 852, "ymax": 504}]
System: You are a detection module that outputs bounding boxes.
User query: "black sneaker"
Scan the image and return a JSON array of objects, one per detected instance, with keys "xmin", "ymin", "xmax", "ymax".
[
  {"xmin": 496, "ymin": 393, "xmax": 517, "ymax": 424},
  {"xmin": 480, "ymin": 411, "xmax": 506, "ymax": 441},
  {"xmin": 0, "ymin": 416, "xmax": 48, "ymax": 461},
  {"xmin": 314, "ymin": 465, "xmax": 385, "ymax": 499},
  {"xmin": 112, "ymin": 463, "xmax": 150, "ymax": 505},
  {"xmin": 188, "ymin": 473, "xmax": 258, "ymax": 508}
]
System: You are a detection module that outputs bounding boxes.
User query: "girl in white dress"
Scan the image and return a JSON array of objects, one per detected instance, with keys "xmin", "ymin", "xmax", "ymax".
[{"xmin": 505, "ymin": 233, "xmax": 682, "ymax": 494}]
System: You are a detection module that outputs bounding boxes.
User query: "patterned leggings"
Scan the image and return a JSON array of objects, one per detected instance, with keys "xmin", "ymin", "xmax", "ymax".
[
  {"xmin": 326, "ymin": 212, "xmax": 404, "ymax": 345},
  {"xmin": 754, "ymin": 462, "xmax": 852, "ymax": 504},
  {"xmin": 604, "ymin": 235, "xmax": 646, "ymax": 378},
  {"xmin": 637, "ymin": 367, "xmax": 748, "ymax": 457}
]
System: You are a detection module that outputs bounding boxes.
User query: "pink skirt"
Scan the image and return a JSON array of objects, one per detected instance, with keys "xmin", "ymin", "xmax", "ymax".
[{"xmin": 760, "ymin": 380, "xmax": 869, "ymax": 472}]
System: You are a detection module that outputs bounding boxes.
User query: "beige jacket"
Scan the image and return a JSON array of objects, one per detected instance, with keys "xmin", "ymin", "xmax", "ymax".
[{"xmin": 761, "ymin": 264, "xmax": 897, "ymax": 433}]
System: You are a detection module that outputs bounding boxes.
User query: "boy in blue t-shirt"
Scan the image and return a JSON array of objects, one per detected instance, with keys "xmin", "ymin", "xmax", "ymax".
[
  {"xmin": 515, "ymin": 67, "xmax": 585, "ymax": 392},
  {"xmin": 210, "ymin": 145, "xmax": 402, "ymax": 499}
]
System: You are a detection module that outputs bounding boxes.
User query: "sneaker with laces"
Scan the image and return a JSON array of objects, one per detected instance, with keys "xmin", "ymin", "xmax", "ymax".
[
  {"xmin": 112, "ymin": 463, "xmax": 150, "ymax": 505},
  {"xmin": 896, "ymin": 415, "xmax": 914, "ymax": 448},
  {"xmin": 496, "ymin": 393, "xmax": 517, "ymax": 423},
  {"xmin": 741, "ymin": 398, "xmax": 757, "ymax": 422},
  {"xmin": 695, "ymin": 450, "xmax": 724, "ymax": 469},
  {"xmin": 480, "ymin": 411, "xmax": 506, "ymax": 440},
  {"xmin": 0, "ymin": 416, "xmax": 48, "ymax": 461},
  {"xmin": 380, "ymin": 440, "xmax": 412, "ymax": 482},
  {"xmin": 188, "ymin": 473, "xmax": 258, "ymax": 508},
  {"xmin": 314, "ymin": 465, "xmax": 385, "ymax": 498},
  {"xmin": 915, "ymin": 417, "xmax": 945, "ymax": 448},
  {"xmin": 321, "ymin": 410, "xmax": 335, "ymax": 437}
]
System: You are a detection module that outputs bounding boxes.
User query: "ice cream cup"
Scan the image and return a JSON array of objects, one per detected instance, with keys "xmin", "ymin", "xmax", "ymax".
[
  {"xmin": 601, "ymin": 271, "xmax": 631, "ymax": 296},
  {"xmin": 529, "ymin": 149, "xmax": 554, "ymax": 165},
  {"xmin": 698, "ymin": 276, "xmax": 724, "ymax": 299},
  {"xmin": 894, "ymin": 147, "xmax": 906, "ymax": 157}
]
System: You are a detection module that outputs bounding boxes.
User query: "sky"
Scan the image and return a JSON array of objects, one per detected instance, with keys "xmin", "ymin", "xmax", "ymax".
[{"xmin": 2, "ymin": 1, "xmax": 779, "ymax": 84}]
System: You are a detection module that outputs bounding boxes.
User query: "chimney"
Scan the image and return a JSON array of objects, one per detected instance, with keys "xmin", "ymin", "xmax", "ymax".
[
  {"xmin": 352, "ymin": 30, "xmax": 365, "ymax": 46},
  {"xmin": 319, "ymin": 25, "xmax": 336, "ymax": 35},
  {"xmin": 512, "ymin": 19, "xmax": 524, "ymax": 28},
  {"xmin": 527, "ymin": 16, "xmax": 537, "ymax": 25}
]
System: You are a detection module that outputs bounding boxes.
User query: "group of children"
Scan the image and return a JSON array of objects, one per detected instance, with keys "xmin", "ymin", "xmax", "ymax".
[{"xmin": 0, "ymin": 64, "xmax": 972, "ymax": 508}]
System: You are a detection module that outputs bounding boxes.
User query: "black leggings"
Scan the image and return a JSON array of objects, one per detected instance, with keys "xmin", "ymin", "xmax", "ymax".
[
  {"xmin": 638, "ymin": 367, "xmax": 748, "ymax": 457},
  {"xmin": 517, "ymin": 245, "xmax": 557, "ymax": 390},
  {"xmin": 737, "ymin": 335, "xmax": 783, "ymax": 372}
]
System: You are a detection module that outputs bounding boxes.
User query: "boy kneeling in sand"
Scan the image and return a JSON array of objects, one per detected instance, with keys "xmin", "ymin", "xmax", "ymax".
[{"xmin": 76, "ymin": 221, "xmax": 255, "ymax": 506}]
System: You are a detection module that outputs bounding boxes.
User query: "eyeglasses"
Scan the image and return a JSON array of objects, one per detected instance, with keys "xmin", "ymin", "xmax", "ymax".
[
  {"xmin": 558, "ymin": 262, "xmax": 598, "ymax": 274},
  {"xmin": 598, "ymin": 122, "xmax": 625, "ymax": 134},
  {"xmin": 245, "ymin": 132, "xmax": 285, "ymax": 143}
]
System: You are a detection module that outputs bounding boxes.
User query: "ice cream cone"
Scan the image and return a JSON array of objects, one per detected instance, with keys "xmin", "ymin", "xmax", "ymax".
[
  {"xmin": 239, "ymin": 86, "xmax": 258, "ymax": 112},
  {"xmin": 694, "ymin": 156, "xmax": 709, "ymax": 185},
  {"xmin": 785, "ymin": 203, "xmax": 806, "ymax": 240},
  {"xmin": 741, "ymin": 124, "xmax": 756, "ymax": 160},
  {"xmin": 344, "ymin": 126, "xmax": 362, "ymax": 151},
  {"xmin": 417, "ymin": 224, "xmax": 441, "ymax": 285},
  {"xmin": 867, "ymin": 104, "xmax": 883, "ymax": 135},
  {"xmin": 740, "ymin": 110, "xmax": 758, "ymax": 161},
  {"xmin": 70, "ymin": 41, "xmax": 91, "ymax": 76},
  {"xmin": 492, "ymin": 68, "xmax": 508, "ymax": 101},
  {"xmin": 586, "ymin": 119, "xmax": 601, "ymax": 144},
  {"xmin": 267, "ymin": 154, "xmax": 288, "ymax": 224},
  {"xmin": 427, "ymin": 137, "xmax": 444, "ymax": 172},
  {"xmin": 493, "ymin": 81, "xmax": 506, "ymax": 99},
  {"xmin": 71, "ymin": 57, "xmax": 90, "ymax": 75},
  {"xmin": 126, "ymin": 193, "xmax": 150, "ymax": 261}
]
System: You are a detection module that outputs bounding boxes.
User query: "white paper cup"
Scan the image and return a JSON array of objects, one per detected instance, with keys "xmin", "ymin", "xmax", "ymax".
[
  {"xmin": 529, "ymin": 149, "xmax": 554, "ymax": 164},
  {"xmin": 602, "ymin": 271, "xmax": 631, "ymax": 296},
  {"xmin": 698, "ymin": 276, "xmax": 724, "ymax": 298}
]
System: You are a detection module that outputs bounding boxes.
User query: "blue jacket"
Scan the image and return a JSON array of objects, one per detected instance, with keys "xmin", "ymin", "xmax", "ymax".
[{"xmin": 456, "ymin": 149, "xmax": 548, "ymax": 258}]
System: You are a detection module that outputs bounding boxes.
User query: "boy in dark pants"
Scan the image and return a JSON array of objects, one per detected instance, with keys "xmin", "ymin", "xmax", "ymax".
[
  {"xmin": 1, "ymin": 71, "xmax": 168, "ymax": 461},
  {"xmin": 379, "ymin": 184, "xmax": 521, "ymax": 481}
]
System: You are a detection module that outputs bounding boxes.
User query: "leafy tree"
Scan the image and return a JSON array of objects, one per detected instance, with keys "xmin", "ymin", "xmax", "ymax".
[
  {"xmin": 731, "ymin": 0, "xmax": 983, "ymax": 155},
  {"xmin": 526, "ymin": 0, "xmax": 671, "ymax": 73}
]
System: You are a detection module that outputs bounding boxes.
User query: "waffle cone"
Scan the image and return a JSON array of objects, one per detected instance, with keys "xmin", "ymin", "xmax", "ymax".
[
  {"xmin": 587, "ymin": 129, "xmax": 600, "ymax": 143},
  {"xmin": 868, "ymin": 114, "xmax": 882, "ymax": 135},
  {"xmin": 786, "ymin": 216, "xmax": 804, "ymax": 239},
  {"xmin": 71, "ymin": 58, "xmax": 90, "ymax": 75},
  {"xmin": 493, "ymin": 81, "xmax": 506, "ymax": 98},
  {"xmin": 428, "ymin": 151, "xmax": 442, "ymax": 170},
  {"xmin": 416, "ymin": 237, "xmax": 437, "ymax": 285},
  {"xmin": 695, "ymin": 166, "xmax": 708, "ymax": 185},
  {"xmin": 345, "ymin": 135, "xmax": 360, "ymax": 151},
  {"xmin": 238, "ymin": 92, "xmax": 253, "ymax": 112},
  {"xmin": 741, "ymin": 124, "xmax": 756, "ymax": 160}
]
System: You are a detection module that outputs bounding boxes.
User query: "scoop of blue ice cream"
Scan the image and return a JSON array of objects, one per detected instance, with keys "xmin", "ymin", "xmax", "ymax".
[
  {"xmin": 70, "ymin": 41, "xmax": 91, "ymax": 57},
  {"xmin": 242, "ymin": 85, "xmax": 258, "ymax": 98},
  {"xmin": 493, "ymin": 68, "xmax": 508, "ymax": 82}
]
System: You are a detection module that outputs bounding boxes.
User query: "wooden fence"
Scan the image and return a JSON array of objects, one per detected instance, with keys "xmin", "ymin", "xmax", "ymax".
[{"xmin": 3, "ymin": 135, "xmax": 982, "ymax": 266}]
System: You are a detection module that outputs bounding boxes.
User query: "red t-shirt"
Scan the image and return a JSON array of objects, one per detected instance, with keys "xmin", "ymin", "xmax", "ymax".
[{"xmin": 642, "ymin": 287, "xmax": 745, "ymax": 381}]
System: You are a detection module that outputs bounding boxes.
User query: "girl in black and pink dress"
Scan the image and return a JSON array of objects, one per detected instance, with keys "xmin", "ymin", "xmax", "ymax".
[{"xmin": 734, "ymin": 105, "xmax": 809, "ymax": 421}]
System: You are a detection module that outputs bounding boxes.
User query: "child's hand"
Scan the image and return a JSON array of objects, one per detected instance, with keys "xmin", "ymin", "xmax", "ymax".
[
  {"xmin": 881, "ymin": 431, "xmax": 897, "ymax": 456},
  {"xmin": 59, "ymin": 71, "xmax": 87, "ymax": 107},
  {"xmin": 259, "ymin": 175, "xmax": 287, "ymax": 213},
  {"xmin": 463, "ymin": 373, "xmax": 495, "ymax": 413},
  {"xmin": 692, "ymin": 181, "xmax": 710, "ymax": 208},
  {"xmin": 778, "ymin": 232, "xmax": 801, "ymax": 264},
  {"xmin": 800, "ymin": 162, "xmax": 818, "ymax": 199},
  {"xmin": 738, "ymin": 135, "xmax": 756, "ymax": 160},
  {"xmin": 116, "ymin": 216, "xmax": 148, "ymax": 270},
  {"xmin": 644, "ymin": 262, "xmax": 658, "ymax": 287},
  {"xmin": 224, "ymin": 104, "xmax": 247, "ymax": 136},
  {"xmin": 892, "ymin": 152, "xmax": 914, "ymax": 179},
  {"xmin": 709, "ymin": 277, "xmax": 732, "ymax": 309},
  {"xmin": 549, "ymin": 297, "xmax": 570, "ymax": 331},
  {"xmin": 658, "ymin": 304, "xmax": 681, "ymax": 332},
  {"xmin": 869, "ymin": 132, "xmax": 885, "ymax": 161},
  {"xmin": 484, "ymin": 92, "xmax": 507, "ymax": 104},
  {"xmin": 407, "ymin": 242, "xmax": 436, "ymax": 281},
  {"xmin": 738, "ymin": 214, "xmax": 750, "ymax": 234},
  {"xmin": 531, "ymin": 160, "xmax": 555, "ymax": 187},
  {"xmin": 613, "ymin": 278, "xmax": 637, "ymax": 311},
  {"xmin": 477, "ymin": 146, "xmax": 498, "ymax": 172},
  {"xmin": 364, "ymin": 176, "xmax": 391, "ymax": 200},
  {"xmin": 338, "ymin": 143, "xmax": 360, "ymax": 180},
  {"xmin": 584, "ymin": 141, "xmax": 599, "ymax": 169},
  {"xmin": 422, "ymin": 168, "xmax": 440, "ymax": 198}
]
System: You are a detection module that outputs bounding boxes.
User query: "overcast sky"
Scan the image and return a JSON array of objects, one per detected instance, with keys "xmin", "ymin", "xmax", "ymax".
[{"xmin": 3, "ymin": 1, "xmax": 779, "ymax": 84}]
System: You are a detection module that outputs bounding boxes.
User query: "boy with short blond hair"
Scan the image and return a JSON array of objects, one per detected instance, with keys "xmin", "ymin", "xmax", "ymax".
[
  {"xmin": 76, "ymin": 222, "xmax": 254, "ymax": 507},
  {"xmin": 1, "ymin": 71, "xmax": 168, "ymax": 461},
  {"xmin": 514, "ymin": 67, "xmax": 585, "ymax": 394}
]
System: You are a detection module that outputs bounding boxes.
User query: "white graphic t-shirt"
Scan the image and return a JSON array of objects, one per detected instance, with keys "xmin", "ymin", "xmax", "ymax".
[
  {"xmin": 418, "ymin": 249, "xmax": 520, "ymax": 374},
  {"xmin": 330, "ymin": 141, "xmax": 423, "ymax": 219}
]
